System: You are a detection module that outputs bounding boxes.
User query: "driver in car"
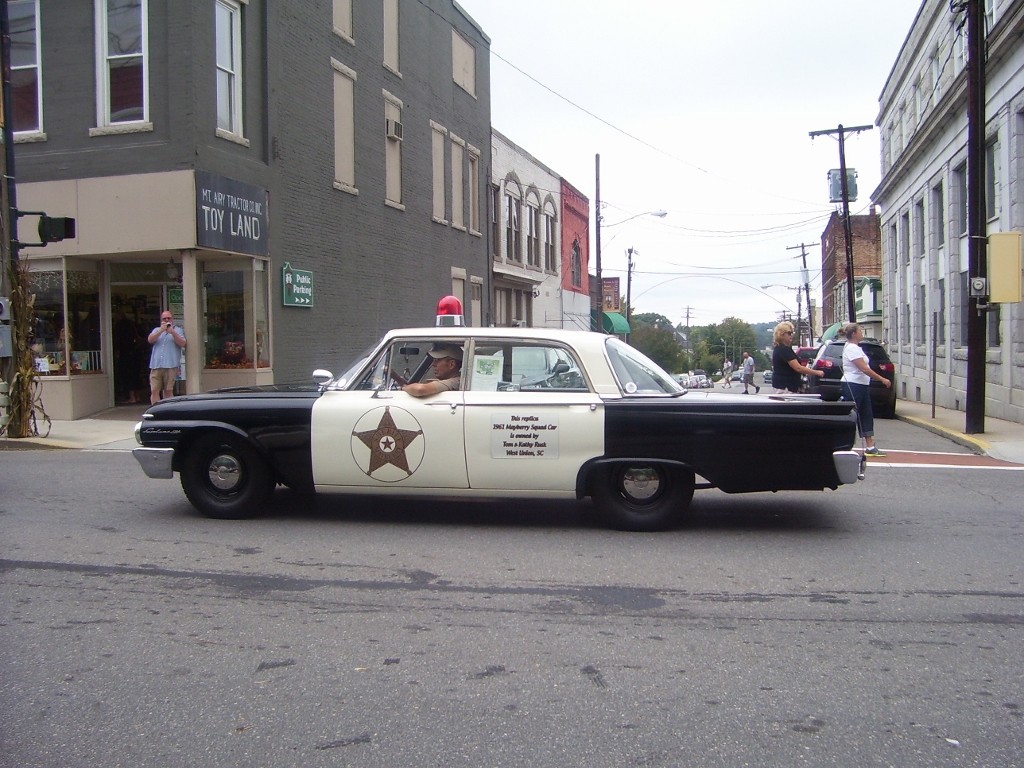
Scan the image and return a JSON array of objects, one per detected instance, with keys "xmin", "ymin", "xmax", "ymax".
[{"xmin": 401, "ymin": 343, "xmax": 463, "ymax": 397}]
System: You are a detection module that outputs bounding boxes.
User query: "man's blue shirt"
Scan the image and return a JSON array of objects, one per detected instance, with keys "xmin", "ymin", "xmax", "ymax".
[{"xmin": 149, "ymin": 326, "xmax": 185, "ymax": 368}]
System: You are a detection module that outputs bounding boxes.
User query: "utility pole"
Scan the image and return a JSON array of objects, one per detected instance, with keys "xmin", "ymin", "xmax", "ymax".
[
  {"xmin": 625, "ymin": 246, "xmax": 635, "ymax": 343},
  {"xmin": 786, "ymin": 242, "xmax": 816, "ymax": 341},
  {"xmin": 964, "ymin": 0, "xmax": 987, "ymax": 434},
  {"xmin": 681, "ymin": 306, "xmax": 694, "ymax": 329},
  {"xmin": 593, "ymin": 153, "xmax": 602, "ymax": 331},
  {"xmin": 810, "ymin": 123, "xmax": 873, "ymax": 323}
]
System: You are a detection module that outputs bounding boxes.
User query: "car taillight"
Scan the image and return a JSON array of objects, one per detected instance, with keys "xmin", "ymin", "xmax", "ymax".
[
  {"xmin": 878, "ymin": 362, "xmax": 894, "ymax": 372},
  {"xmin": 814, "ymin": 359, "xmax": 833, "ymax": 370}
]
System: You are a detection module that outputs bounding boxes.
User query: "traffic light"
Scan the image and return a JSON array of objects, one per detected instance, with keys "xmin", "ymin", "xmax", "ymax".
[{"xmin": 37, "ymin": 215, "xmax": 76, "ymax": 243}]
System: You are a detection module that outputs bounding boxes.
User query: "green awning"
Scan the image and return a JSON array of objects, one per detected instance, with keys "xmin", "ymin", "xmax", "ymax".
[
  {"xmin": 601, "ymin": 311, "xmax": 631, "ymax": 334},
  {"xmin": 819, "ymin": 321, "xmax": 843, "ymax": 342}
]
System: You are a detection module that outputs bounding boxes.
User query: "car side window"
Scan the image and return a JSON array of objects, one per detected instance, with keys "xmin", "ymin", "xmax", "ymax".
[{"xmin": 467, "ymin": 342, "xmax": 588, "ymax": 392}]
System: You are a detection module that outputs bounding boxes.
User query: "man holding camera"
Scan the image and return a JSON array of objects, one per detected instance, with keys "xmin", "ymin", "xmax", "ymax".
[{"xmin": 148, "ymin": 310, "xmax": 187, "ymax": 404}]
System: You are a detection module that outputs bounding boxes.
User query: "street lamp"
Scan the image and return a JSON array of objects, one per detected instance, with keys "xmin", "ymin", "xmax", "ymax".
[
  {"xmin": 602, "ymin": 209, "xmax": 668, "ymax": 229},
  {"xmin": 720, "ymin": 337, "xmax": 727, "ymax": 365},
  {"xmin": 595, "ymin": 209, "xmax": 667, "ymax": 332}
]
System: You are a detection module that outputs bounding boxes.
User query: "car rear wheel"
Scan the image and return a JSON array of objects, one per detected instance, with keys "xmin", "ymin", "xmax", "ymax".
[
  {"xmin": 180, "ymin": 433, "xmax": 274, "ymax": 519},
  {"xmin": 591, "ymin": 462, "xmax": 694, "ymax": 532}
]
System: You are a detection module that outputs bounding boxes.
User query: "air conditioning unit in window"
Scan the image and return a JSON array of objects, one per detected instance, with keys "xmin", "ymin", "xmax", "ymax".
[{"xmin": 386, "ymin": 119, "xmax": 404, "ymax": 141}]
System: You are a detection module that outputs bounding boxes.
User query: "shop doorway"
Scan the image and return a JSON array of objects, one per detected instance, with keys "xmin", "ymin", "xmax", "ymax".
[{"xmin": 110, "ymin": 286, "xmax": 163, "ymax": 404}]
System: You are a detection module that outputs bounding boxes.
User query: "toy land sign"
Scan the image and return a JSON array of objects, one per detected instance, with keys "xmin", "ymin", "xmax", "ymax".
[
  {"xmin": 195, "ymin": 171, "xmax": 269, "ymax": 257},
  {"xmin": 282, "ymin": 262, "xmax": 314, "ymax": 307}
]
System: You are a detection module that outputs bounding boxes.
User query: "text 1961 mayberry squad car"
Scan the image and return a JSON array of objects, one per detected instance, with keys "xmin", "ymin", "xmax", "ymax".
[{"xmin": 133, "ymin": 307, "xmax": 863, "ymax": 531}]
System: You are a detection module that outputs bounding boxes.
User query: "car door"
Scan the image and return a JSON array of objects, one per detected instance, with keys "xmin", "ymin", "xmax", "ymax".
[
  {"xmin": 461, "ymin": 340, "xmax": 603, "ymax": 492},
  {"xmin": 310, "ymin": 339, "xmax": 469, "ymax": 491}
]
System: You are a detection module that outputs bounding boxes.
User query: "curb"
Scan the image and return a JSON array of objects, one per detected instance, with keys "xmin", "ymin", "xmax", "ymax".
[{"xmin": 896, "ymin": 414, "xmax": 991, "ymax": 456}]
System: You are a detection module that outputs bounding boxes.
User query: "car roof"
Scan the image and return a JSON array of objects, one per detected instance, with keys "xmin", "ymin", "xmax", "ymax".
[
  {"xmin": 818, "ymin": 337, "xmax": 891, "ymax": 361},
  {"xmin": 823, "ymin": 337, "xmax": 886, "ymax": 347},
  {"xmin": 376, "ymin": 326, "xmax": 625, "ymax": 394},
  {"xmin": 383, "ymin": 326, "xmax": 615, "ymax": 355}
]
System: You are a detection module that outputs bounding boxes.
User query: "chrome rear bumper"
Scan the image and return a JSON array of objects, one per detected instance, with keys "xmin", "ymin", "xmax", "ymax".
[{"xmin": 833, "ymin": 450, "xmax": 865, "ymax": 484}]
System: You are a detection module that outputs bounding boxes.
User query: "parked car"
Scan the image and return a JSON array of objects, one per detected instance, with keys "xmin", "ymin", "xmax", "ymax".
[
  {"xmin": 133, "ymin": 325, "xmax": 862, "ymax": 532},
  {"xmin": 796, "ymin": 346, "xmax": 819, "ymax": 365},
  {"xmin": 730, "ymin": 372, "xmax": 743, "ymax": 382},
  {"xmin": 763, "ymin": 370, "xmax": 773, "ymax": 386},
  {"xmin": 806, "ymin": 338, "xmax": 897, "ymax": 418}
]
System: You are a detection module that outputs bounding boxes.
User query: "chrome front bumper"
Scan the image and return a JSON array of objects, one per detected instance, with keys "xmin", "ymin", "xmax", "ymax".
[
  {"xmin": 133, "ymin": 447, "xmax": 174, "ymax": 479},
  {"xmin": 833, "ymin": 450, "xmax": 865, "ymax": 484}
]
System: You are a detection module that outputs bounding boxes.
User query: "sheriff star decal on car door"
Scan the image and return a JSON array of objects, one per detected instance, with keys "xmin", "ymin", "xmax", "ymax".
[{"xmin": 351, "ymin": 406, "xmax": 425, "ymax": 481}]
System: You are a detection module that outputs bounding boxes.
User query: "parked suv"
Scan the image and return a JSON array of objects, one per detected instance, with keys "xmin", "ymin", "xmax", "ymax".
[{"xmin": 806, "ymin": 338, "xmax": 897, "ymax": 418}]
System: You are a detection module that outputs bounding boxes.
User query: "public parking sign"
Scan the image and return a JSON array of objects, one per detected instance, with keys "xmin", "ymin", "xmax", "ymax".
[{"xmin": 282, "ymin": 262, "xmax": 313, "ymax": 307}]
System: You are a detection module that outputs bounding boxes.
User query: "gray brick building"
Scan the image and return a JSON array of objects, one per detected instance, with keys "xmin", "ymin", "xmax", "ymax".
[{"xmin": 9, "ymin": 0, "xmax": 490, "ymax": 418}]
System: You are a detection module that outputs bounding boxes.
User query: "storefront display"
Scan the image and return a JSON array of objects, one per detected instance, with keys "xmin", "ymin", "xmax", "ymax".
[
  {"xmin": 29, "ymin": 265, "xmax": 103, "ymax": 377},
  {"xmin": 202, "ymin": 258, "xmax": 271, "ymax": 370}
]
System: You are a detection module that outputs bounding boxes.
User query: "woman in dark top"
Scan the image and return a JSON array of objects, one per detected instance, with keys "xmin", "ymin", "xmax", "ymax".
[{"xmin": 771, "ymin": 321, "xmax": 823, "ymax": 393}]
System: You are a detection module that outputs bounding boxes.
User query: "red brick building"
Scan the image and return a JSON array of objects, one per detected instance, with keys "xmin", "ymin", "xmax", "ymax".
[{"xmin": 820, "ymin": 208, "xmax": 882, "ymax": 336}]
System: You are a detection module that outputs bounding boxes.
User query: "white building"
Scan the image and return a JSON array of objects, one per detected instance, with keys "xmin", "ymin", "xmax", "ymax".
[
  {"xmin": 490, "ymin": 130, "xmax": 592, "ymax": 330},
  {"xmin": 874, "ymin": 0, "xmax": 1024, "ymax": 424}
]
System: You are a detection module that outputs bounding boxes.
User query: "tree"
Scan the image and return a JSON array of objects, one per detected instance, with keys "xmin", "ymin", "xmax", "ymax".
[
  {"xmin": 630, "ymin": 324, "xmax": 685, "ymax": 373},
  {"xmin": 631, "ymin": 312, "xmax": 675, "ymax": 329},
  {"xmin": 686, "ymin": 317, "xmax": 762, "ymax": 376}
]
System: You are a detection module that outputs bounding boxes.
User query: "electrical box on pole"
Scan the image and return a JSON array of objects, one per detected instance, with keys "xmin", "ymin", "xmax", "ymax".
[
  {"xmin": 828, "ymin": 169, "xmax": 858, "ymax": 203},
  {"xmin": 987, "ymin": 231, "xmax": 1022, "ymax": 304}
]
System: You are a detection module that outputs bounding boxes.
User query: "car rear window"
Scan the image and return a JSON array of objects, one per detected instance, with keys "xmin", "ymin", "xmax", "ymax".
[
  {"xmin": 821, "ymin": 341, "xmax": 890, "ymax": 364},
  {"xmin": 861, "ymin": 344, "xmax": 891, "ymax": 364}
]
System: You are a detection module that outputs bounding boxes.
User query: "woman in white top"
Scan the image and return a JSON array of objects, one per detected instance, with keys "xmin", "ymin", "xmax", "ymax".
[{"xmin": 840, "ymin": 323, "xmax": 892, "ymax": 456}]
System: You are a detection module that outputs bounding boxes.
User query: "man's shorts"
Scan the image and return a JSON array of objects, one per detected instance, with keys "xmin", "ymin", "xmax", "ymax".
[
  {"xmin": 150, "ymin": 367, "xmax": 178, "ymax": 391},
  {"xmin": 742, "ymin": 373, "xmax": 754, "ymax": 385}
]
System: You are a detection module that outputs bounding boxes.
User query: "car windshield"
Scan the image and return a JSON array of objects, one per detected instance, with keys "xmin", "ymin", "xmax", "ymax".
[
  {"xmin": 329, "ymin": 343, "xmax": 378, "ymax": 388},
  {"xmin": 604, "ymin": 338, "xmax": 683, "ymax": 395}
]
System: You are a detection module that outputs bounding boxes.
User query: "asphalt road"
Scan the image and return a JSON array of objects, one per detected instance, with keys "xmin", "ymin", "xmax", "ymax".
[{"xmin": 1, "ymin": 419, "xmax": 1022, "ymax": 767}]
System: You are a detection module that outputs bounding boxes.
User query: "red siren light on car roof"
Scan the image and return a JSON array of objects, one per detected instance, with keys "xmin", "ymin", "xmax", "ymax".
[{"xmin": 435, "ymin": 295, "xmax": 464, "ymax": 327}]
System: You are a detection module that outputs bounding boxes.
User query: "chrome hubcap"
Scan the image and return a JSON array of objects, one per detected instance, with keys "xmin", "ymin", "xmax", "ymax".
[
  {"xmin": 621, "ymin": 466, "xmax": 660, "ymax": 501},
  {"xmin": 207, "ymin": 453, "xmax": 242, "ymax": 491}
]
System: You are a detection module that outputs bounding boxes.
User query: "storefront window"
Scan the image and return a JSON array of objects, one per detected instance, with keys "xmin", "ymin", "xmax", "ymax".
[
  {"xmin": 203, "ymin": 259, "xmax": 271, "ymax": 369},
  {"xmin": 254, "ymin": 261, "xmax": 270, "ymax": 368},
  {"xmin": 67, "ymin": 270, "xmax": 102, "ymax": 374},
  {"xmin": 28, "ymin": 265, "xmax": 103, "ymax": 376},
  {"xmin": 28, "ymin": 270, "xmax": 67, "ymax": 375}
]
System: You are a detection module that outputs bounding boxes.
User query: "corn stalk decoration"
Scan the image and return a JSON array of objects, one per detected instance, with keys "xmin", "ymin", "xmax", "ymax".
[{"xmin": 3, "ymin": 259, "xmax": 50, "ymax": 438}]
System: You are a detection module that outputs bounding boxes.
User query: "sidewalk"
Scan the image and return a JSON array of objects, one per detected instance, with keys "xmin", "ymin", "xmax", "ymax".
[
  {"xmin": 0, "ymin": 403, "xmax": 146, "ymax": 452},
  {"xmin": 3, "ymin": 400, "xmax": 1023, "ymax": 464},
  {"xmin": 892, "ymin": 399, "xmax": 1024, "ymax": 465}
]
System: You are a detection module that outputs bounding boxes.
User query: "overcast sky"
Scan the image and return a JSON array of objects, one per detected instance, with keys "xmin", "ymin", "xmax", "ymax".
[{"xmin": 457, "ymin": 0, "xmax": 924, "ymax": 329}]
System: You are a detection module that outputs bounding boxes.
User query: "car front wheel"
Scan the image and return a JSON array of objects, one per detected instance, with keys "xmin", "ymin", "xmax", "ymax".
[
  {"xmin": 180, "ymin": 433, "xmax": 274, "ymax": 519},
  {"xmin": 591, "ymin": 462, "xmax": 694, "ymax": 532}
]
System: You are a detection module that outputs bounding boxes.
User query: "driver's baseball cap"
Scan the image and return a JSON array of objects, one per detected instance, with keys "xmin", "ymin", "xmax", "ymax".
[{"xmin": 427, "ymin": 343, "xmax": 463, "ymax": 362}]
